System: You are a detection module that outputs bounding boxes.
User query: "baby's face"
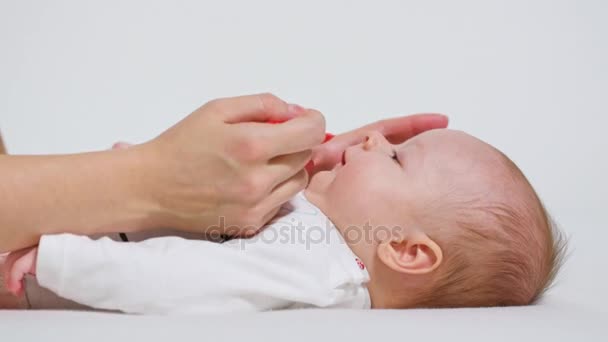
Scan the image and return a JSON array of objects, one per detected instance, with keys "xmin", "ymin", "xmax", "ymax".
[
  {"xmin": 306, "ymin": 129, "xmax": 502, "ymax": 247},
  {"xmin": 306, "ymin": 129, "xmax": 554, "ymax": 308}
]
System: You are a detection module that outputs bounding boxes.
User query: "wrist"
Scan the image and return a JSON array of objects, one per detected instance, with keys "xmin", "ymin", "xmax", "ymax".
[
  {"xmin": 132, "ymin": 141, "xmax": 217, "ymax": 233},
  {"xmin": 114, "ymin": 143, "xmax": 172, "ymax": 233}
]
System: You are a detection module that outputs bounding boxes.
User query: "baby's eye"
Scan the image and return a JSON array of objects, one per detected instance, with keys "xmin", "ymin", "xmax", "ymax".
[{"xmin": 391, "ymin": 152, "xmax": 400, "ymax": 164}]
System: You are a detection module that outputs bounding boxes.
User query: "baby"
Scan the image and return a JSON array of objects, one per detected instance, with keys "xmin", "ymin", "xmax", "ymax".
[{"xmin": 4, "ymin": 129, "xmax": 566, "ymax": 313}]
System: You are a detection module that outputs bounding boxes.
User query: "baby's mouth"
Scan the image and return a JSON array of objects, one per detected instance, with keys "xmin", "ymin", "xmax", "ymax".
[{"xmin": 331, "ymin": 151, "xmax": 346, "ymax": 172}]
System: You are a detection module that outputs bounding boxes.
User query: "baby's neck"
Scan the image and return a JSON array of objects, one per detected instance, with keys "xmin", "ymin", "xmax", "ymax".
[
  {"xmin": 303, "ymin": 189, "xmax": 387, "ymax": 308},
  {"xmin": 303, "ymin": 188, "xmax": 423, "ymax": 309}
]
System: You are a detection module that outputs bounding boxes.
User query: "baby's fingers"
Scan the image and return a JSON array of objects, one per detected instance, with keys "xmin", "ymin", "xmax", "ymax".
[
  {"xmin": 5, "ymin": 248, "xmax": 37, "ymax": 296},
  {"xmin": 4, "ymin": 252, "xmax": 25, "ymax": 296}
]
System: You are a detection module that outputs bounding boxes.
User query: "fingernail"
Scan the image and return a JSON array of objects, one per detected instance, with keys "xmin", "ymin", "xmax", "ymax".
[
  {"xmin": 287, "ymin": 103, "xmax": 306, "ymax": 116},
  {"xmin": 112, "ymin": 142, "xmax": 131, "ymax": 150}
]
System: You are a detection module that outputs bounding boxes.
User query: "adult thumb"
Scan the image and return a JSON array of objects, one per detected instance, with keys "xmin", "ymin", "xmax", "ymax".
[{"xmin": 214, "ymin": 93, "xmax": 306, "ymax": 124}]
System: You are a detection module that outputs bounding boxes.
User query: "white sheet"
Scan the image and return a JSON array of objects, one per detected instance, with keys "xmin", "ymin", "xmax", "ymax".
[
  {"xmin": 1, "ymin": 1, "xmax": 607, "ymax": 341},
  {"xmin": 1, "ymin": 298, "xmax": 605, "ymax": 342}
]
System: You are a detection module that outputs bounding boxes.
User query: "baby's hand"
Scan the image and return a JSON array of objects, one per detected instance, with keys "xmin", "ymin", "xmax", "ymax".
[{"xmin": 2, "ymin": 246, "xmax": 38, "ymax": 297}]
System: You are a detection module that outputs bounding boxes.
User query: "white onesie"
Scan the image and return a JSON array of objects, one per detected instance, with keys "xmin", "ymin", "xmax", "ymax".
[{"xmin": 33, "ymin": 192, "xmax": 371, "ymax": 314}]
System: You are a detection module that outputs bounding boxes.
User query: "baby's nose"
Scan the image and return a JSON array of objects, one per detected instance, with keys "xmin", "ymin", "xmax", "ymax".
[{"xmin": 363, "ymin": 131, "xmax": 391, "ymax": 151}]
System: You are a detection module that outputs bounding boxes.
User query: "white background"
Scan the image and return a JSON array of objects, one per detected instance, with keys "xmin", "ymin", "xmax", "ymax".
[{"xmin": 1, "ymin": 0, "xmax": 606, "ymax": 312}]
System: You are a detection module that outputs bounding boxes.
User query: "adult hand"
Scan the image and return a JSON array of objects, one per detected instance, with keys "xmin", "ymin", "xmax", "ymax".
[
  {"xmin": 0, "ymin": 94, "xmax": 324, "ymax": 252},
  {"xmin": 114, "ymin": 112, "xmax": 447, "ymax": 234},
  {"xmin": 136, "ymin": 93, "xmax": 325, "ymax": 237},
  {"xmin": 308, "ymin": 114, "xmax": 448, "ymax": 175}
]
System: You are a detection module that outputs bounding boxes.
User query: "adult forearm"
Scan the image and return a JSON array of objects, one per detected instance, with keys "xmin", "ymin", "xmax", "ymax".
[
  {"xmin": 0, "ymin": 146, "xmax": 163, "ymax": 252},
  {"xmin": 0, "ymin": 94, "xmax": 332, "ymax": 248}
]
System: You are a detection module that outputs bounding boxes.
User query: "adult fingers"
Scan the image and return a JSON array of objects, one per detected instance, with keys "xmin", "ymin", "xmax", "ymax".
[
  {"xmin": 224, "ymin": 150, "xmax": 311, "ymax": 200},
  {"xmin": 265, "ymin": 149, "xmax": 312, "ymax": 188},
  {"xmin": 307, "ymin": 130, "xmax": 365, "ymax": 172},
  {"xmin": 208, "ymin": 93, "xmax": 306, "ymax": 124},
  {"xmin": 237, "ymin": 169, "xmax": 309, "ymax": 237},
  {"xmin": 264, "ymin": 168, "xmax": 308, "ymax": 216},
  {"xmin": 375, "ymin": 113, "xmax": 448, "ymax": 144},
  {"xmin": 312, "ymin": 113, "xmax": 448, "ymax": 169},
  {"xmin": 235, "ymin": 108, "xmax": 326, "ymax": 158}
]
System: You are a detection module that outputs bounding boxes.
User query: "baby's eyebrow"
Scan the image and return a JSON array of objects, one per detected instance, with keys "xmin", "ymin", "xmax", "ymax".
[{"xmin": 395, "ymin": 140, "xmax": 414, "ymax": 154}]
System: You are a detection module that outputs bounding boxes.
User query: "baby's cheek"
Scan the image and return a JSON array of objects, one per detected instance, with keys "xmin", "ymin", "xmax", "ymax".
[
  {"xmin": 332, "ymin": 171, "xmax": 377, "ymax": 208},
  {"xmin": 344, "ymin": 166, "xmax": 389, "ymax": 194}
]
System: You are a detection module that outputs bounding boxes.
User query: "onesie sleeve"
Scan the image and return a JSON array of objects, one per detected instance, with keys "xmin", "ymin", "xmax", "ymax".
[{"xmin": 36, "ymin": 232, "xmax": 333, "ymax": 315}]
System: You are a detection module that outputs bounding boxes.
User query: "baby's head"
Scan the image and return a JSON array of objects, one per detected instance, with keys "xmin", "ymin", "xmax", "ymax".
[{"xmin": 305, "ymin": 129, "xmax": 566, "ymax": 308}]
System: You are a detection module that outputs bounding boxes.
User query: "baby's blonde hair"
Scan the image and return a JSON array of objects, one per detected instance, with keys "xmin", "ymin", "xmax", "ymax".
[{"xmin": 411, "ymin": 152, "xmax": 567, "ymax": 308}]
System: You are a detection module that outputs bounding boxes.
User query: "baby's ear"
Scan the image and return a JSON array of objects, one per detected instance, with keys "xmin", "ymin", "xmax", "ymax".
[{"xmin": 377, "ymin": 231, "xmax": 443, "ymax": 275}]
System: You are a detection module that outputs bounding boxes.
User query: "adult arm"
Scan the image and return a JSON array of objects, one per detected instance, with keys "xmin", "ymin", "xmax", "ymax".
[
  {"xmin": 0, "ymin": 148, "xmax": 160, "ymax": 252},
  {"xmin": 0, "ymin": 94, "xmax": 325, "ymax": 252},
  {"xmin": 2, "ymin": 127, "xmax": 150, "ymax": 251}
]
